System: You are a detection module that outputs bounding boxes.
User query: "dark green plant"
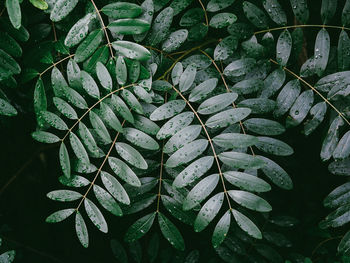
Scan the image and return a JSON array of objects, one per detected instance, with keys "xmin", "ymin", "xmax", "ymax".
[{"xmin": 2, "ymin": 0, "xmax": 350, "ymax": 262}]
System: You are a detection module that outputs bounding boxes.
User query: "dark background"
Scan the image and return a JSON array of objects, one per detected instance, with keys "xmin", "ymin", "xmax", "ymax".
[{"xmin": 0, "ymin": 0, "xmax": 349, "ymax": 262}]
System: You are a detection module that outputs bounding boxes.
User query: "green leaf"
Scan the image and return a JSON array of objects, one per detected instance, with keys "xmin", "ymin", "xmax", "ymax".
[
  {"xmin": 189, "ymin": 78, "xmax": 218, "ymax": 102},
  {"xmin": 75, "ymin": 211, "xmax": 89, "ymax": 248},
  {"xmin": 173, "ymin": 156, "xmax": 214, "ymax": 188},
  {"xmin": 112, "ymin": 41, "xmax": 151, "ymax": 61},
  {"xmin": 59, "ymin": 142, "xmax": 70, "ymax": 178},
  {"xmin": 29, "ymin": 0, "xmax": 48, "ymax": 10},
  {"xmin": 121, "ymin": 89, "xmax": 144, "ymax": 115},
  {"xmin": 256, "ymin": 137, "xmax": 294, "ymax": 156},
  {"xmin": 41, "ymin": 111, "xmax": 67, "ymax": 130},
  {"xmin": 32, "ymin": 131, "xmax": 60, "ymax": 143},
  {"xmin": 290, "ymin": 0, "xmax": 309, "ymax": 23},
  {"xmin": 214, "ymin": 35, "xmax": 238, "ymax": 61},
  {"xmin": 260, "ymin": 68, "xmax": 286, "ymax": 98},
  {"xmin": 81, "ymin": 71, "xmax": 100, "ymax": 99},
  {"xmin": 171, "ymin": 62, "xmax": 183, "ymax": 86},
  {"xmin": 133, "ymin": 0, "xmax": 154, "ymax": 42},
  {"xmin": 115, "ymin": 142, "xmax": 148, "ymax": 170},
  {"xmin": 286, "ymin": 90, "xmax": 314, "ymax": 127},
  {"xmin": 231, "ymin": 209, "xmax": 262, "ymax": 239},
  {"xmin": 108, "ymin": 157, "xmax": 141, "ymax": 187},
  {"xmin": 321, "ymin": 0, "xmax": 337, "ymax": 24},
  {"xmin": 128, "ymin": 61, "xmax": 141, "ymax": 83},
  {"xmin": 180, "ymin": 8, "xmax": 203, "ymax": 26},
  {"xmin": 212, "ymin": 210, "xmax": 231, "ymax": 248},
  {"xmin": 84, "ymin": 198, "xmax": 108, "ymax": 233},
  {"xmin": 242, "ymin": 1, "xmax": 269, "ymax": 29},
  {"xmin": 227, "ymin": 22, "xmax": 253, "ymax": 41},
  {"xmin": 50, "ymin": 0, "xmax": 78, "ymax": 22},
  {"xmin": 343, "ymin": 0, "xmax": 350, "ymax": 27},
  {"xmin": 124, "ymin": 127, "xmax": 159, "ymax": 150},
  {"xmin": 333, "ymin": 131, "xmax": 350, "ymax": 160},
  {"xmin": 237, "ymin": 98, "xmax": 276, "ymax": 114},
  {"xmin": 224, "ymin": 171, "xmax": 271, "ymax": 192},
  {"xmin": 158, "ymin": 212, "xmax": 185, "ymax": 251},
  {"xmin": 63, "ymin": 87, "xmax": 88, "ymax": 110},
  {"xmin": 198, "ymin": 93, "xmax": 238, "ymax": 115},
  {"xmin": 157, "ymin": 112, "xmax": 194, "ymax": 140},
  {"xmin": 0, "ymin": 49, "xmax": 21, "ymax": 80},
  {"xmin": 110, "ymin": 95, "xmax": 135, "ymax": 123},
  {"xmin": 324, "ymin": 182, "xmax": 350, "ymax": 208},
  {"xmin": 53, "ymin": 97, "xmax": 77, "ymax": 120},
  {"xmin": 162, "ymin": 29, "xmax": 188, "ymax": 53},
  {"xmin": 339, "ymin": 230, "xmax": 350, "ymax": 254},
  {"xmin": 101, "ymin": 2, "xmax": 143, "ymax": 19},
  {"xmin": 124, "ymin": 194, "xmax": 157, "ymax": 215},
  {"xmin": 258, "ymin": 155, "xmax": 293, "ymax": 190},
  {"xmin": 46, "ymin": 209, "xmax": 75, "ymax": 223},
  {"xmin": 133, "ymin": 115, "xmax": 160, "ymax": 136},
  {"xmin": 338, "ymin": 30, "xmax": 350, "ymax": 71},
  {"xmin": 194, "ymin": 193, "xmax": 224, "ymax": 232},
  {"xmin": 212, "ymin": 133, "xmax": 258, "ymax": 149},
  {"xmin": 101, "ymin": 171, "xmax": 130, "ymax": 205},
  {"xmin": 223, "ymin": 58, "xmax": 256, "ymax": 77},
  {"xmin": 89, "ymin": 111, "xmax": 111, "ymax": 144},
  {"xmin": 6, "ymin": 0, "xmax": 21, "ymax": 29},
  {"xmin": 163, "ymin": 125, "xmax": 201, "ymax": 154},
  {"xmin": 116, "ymin": 56, "xmax": 127, "ymax": 85},
  {"xmin": 0, "ymin": 250, "xmax": 15, "ymax": 263},
  {"xmin": 228, "ymin": 190, "xmax": 272, "ymax": 212},
  {"xmin": 109, "ymin": 19, "xmax": 150, "ymax": 35},
  {"xmin": 169, "ymin": 0, "xmax": 193, "ymax": 15},
  {"xmin": 0, "ymin": 31, "xmax": 22, "ymax": 57},
  {"xmin": 263, "ymin": 0, "xmax": 287, "ymax": 25},
  {"xmin": 244, "ymin": 118, "xmax": 285, "ymax": 136},
  {"xmin": 207, "ymin": 0, "xmax": 235, "ymax": 12},
  {"xmin": 161, "ymin": 195, "xmax": 196, "ymax": 226},
  {"xmin": 93, "ymin": 185, "xmax": 122, "ymax": 217},
  {"xmin": 0, "ymin": 98, "xmax": 17, "ymax": 116},
  {"xmin": 166, "ymin": 139, "xmax": 208, "ymax": 168},
  {"xmin": 64, "ymin": 13, "xmax": 94, "ymax": 47},
  {"xmin": 219, "ymin": 152, "xmax": 266, "ymax": 170},
  {"xmin": 59, "ymin": 175, "xmax": 90, "ymax": 188},
  {"xmin": 321, "ymin": 116, "xmax": 344, "ymax": 161},
  {"xmin": 70, "ymin": 132, "xmax": 89, "ymax": 164},
  {"xmin": 304, "ymin": 102, "xmax": 327, "ymax": 136},
  {"xmin": 183, "ymin": 174, "xmax": 220, "ymax": 211},
  {"xmin": 147, "ymin": 7, "xmax": 174, "ymax": 46},
  {"xmin": 150, "ymin": 100, "xmax": 186, "ymax": 121},
  {"xmin": 99, "ymin": 102, "xmax": 123, "ymax": 133},
  {"xmin": 276, "ymin": 30, "xmax": 292, "ymax": 67},
  {"xmin": 209, "ymin": 13, "xmax": 237, "ymax": 29},
  {"xmin": 314, "ymin": 29, "xmax": 330, "ymax": 76},
  {"xmin": 206, "ymin": 108, "xmax": 251, "ymax": 129},
  {"xmin": 274, "ymin": 80, "xmax": 301, "ymax": 118},
  {"xmin": 77, "ymin": 122, "xmax": 100, "ymax": 158},
  {"xmin": 111, "ymin": 239, "xmax": 128, "ymax": 263},
  {"xmin": 75, "ymin": 30, "xmax": 103, "ymax": 63},
  {"xmin": 96, "ymin": 62, "xmax": 112, "ymax": 91},
  {"xmin": 125, "ymin": 212, "xmax": 156, "ymax": 242},
  {"xmin": 179, "ymin": 63, "xmax": 197, "ymax": 92},
  {"xmin": 231, "ymin": 79, "xmax": 264, "ymax": 95},
  {"xmin": 47, "ymin": 190, "xmax": 82, "ymax": 201}
]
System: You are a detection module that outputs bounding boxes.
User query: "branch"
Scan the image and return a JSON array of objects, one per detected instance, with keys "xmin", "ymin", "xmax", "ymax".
[
  {"xmin": 199, "ymin": 49, "xmax": 255, "ymax": 156},
  {"xmin": 61, "ymin": 84, "xmax": 135, "ymax": 141},
  {"xmin": 75, "ymin": 121, "xmax": 125, "ymax": 211},
  {"xmin": 254, "ymin": 24, "xmax": 350, "ymax": 35},
  {"xmin": 172, "ymin": 86, "xmax": 233, "ymax": 210},
  {"xmin": 90, "ymin": 0, "xmax": 114, "ymax": 58},
  {"xmin": 270, "ymin": 58, "xmax": 350, "ymax": 127}
]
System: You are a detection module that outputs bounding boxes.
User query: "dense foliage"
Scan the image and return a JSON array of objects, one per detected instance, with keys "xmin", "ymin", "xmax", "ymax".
[{"xmin": 3, "ymin": 0, "xmax": 350, "ymax": 262}]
